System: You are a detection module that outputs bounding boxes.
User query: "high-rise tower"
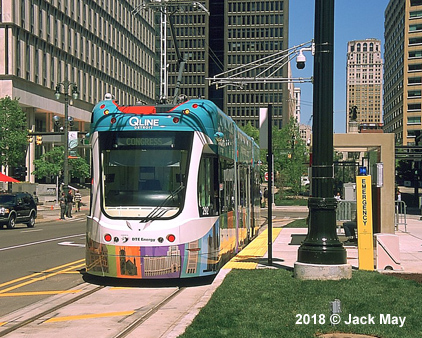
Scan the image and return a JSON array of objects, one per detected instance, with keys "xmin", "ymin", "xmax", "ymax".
[
  {"xmin": 168, "ymin": 0, "xmax": 289, "ymax": 127},
  {"xmin": 384, "ymin": 0, "xmax": 422, "ymax": 145},
  {"xmin": 346, "ymin": 39, "xmax": 383, "ymax": 133}
]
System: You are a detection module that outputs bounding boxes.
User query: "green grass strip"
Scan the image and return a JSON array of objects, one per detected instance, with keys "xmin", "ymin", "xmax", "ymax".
[{"xmin": 181, "ymin": 269, "xmax": 421, "ymax": 338}]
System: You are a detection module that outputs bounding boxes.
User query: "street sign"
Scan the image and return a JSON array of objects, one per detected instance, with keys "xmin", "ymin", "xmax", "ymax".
[{"xmin": 264, "ymin": 172, "xmax": 274, "ymax": 182}]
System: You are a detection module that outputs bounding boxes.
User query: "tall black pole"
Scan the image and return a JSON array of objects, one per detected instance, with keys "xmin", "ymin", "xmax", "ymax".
[
  {"xmin": 297, "ymin": 0, "xmax": 347, "ymax": 264},
  {"xmin": 267, "ymin": 104, "xmax": 273, "ymax": 265}
]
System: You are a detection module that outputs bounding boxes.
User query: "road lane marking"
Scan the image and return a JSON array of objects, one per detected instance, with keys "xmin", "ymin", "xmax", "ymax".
[
  {"xmin": 0, "ymin": 259, "xmax": 85, "ymax": 293},
  {"xmin": 44, "ymin": 311, "xmax": 136, "ymax": 323},
  {"xmin": 20, "ymin": 229, "xmax": 43, "ymax": 233},
  {"xmin": 58, "ymin": 241, "xmax": 85, "ymax": 247},
  {"xmin": 0, "ymin": 263, "xmax": 85, "ymax": 294},
  {"xmin": 0, "ymin": 234, "xmax": 85, "ymax": 252},
  {"xmin": 0, "ymin": 259, "xmax": 85, "ymax": 289},
  {"xmin": 0, "ymin": 290, "xmax": 82, "ymax": 297}
]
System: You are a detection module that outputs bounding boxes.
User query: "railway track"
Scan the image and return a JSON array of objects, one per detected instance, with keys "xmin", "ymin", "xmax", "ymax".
[
  {"xmin": 0, "ymin": 280, "xmax": 188, "ymax": 338},
  {"xmin": 0, "ymin": 284, "xmax": 104, "ymax": 337}
]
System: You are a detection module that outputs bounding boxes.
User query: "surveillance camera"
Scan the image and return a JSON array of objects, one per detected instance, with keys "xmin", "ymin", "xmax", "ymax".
[
  {"xmin": 296, "ymin": 50, "xmax": 306, "ymax": 69},
  {"xmin": 104, "ymin": 93, "xmax": 113, "ymax": 100}
]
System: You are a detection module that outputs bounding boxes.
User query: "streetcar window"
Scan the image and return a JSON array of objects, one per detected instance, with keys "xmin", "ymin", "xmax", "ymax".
[
  {"xmin": 198, "ymin": 155, "xmax": 219, "ymax": 217},
  {"xmin": 99, "ymin": 131, "xmax": 192, "ymax": 219},
  {"xmin": 220, "ymin": 159, "xmax": 235, "ymax": 214}
]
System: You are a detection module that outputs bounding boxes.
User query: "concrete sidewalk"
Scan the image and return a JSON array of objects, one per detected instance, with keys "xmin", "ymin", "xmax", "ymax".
[
  {"xmin": 35, "ymin": 195, "xmax": 90, "ymax": 223},
  {"xmin": 260, "ymin": 211, "xmax": 422, "ymax": 273}
]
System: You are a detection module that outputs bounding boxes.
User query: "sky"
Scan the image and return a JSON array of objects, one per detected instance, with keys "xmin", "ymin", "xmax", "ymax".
[{"xmin": 289, "ymin": 0, "xmax": 390, "ymax": 133}]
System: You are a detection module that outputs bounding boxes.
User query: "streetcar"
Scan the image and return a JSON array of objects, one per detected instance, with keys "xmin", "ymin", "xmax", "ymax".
[{"xmin": 86, "ymin": 96, "xmax": 261, "ymax": 279}]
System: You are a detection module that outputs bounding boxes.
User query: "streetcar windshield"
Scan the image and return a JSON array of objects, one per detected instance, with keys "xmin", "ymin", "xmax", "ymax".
[{"xmin": 99, "ymin": 131, "xmax": 192, "ymax": 219}]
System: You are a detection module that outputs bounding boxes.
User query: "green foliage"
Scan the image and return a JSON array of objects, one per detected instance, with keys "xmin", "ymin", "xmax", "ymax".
[
  {"xmin": 239, "ymin": 119, "xmax": 309, "ymax": 197},
  {"xmin": 32, "ymin": 146, "xmax": 90, "ymax": 179},
  {"xmin": 69, "ymin": 155, "xmax": 90, "ymax": 179},
  {"xmin": 273, "ymin": 118, "xmax": 309, "ymax": 196},
  {"xmin": 0, "ymin": 96, "xmax": 28, "ymax": 168},
  {"xmin": 240, "ymin": 122, "xmax": 267, "ymax": 177},
  {"xmin": 240, "ymin": 122, "xmax": 259, "ymax": 143}
]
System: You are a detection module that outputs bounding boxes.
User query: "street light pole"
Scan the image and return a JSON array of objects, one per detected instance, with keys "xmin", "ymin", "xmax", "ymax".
[
  {"xmin": 296, "ymin": 0, "xmax": 348, "ymax": 268},
  {"xmin": 55, "ymin": 80, "xmax": 78, "ymax": 195}
]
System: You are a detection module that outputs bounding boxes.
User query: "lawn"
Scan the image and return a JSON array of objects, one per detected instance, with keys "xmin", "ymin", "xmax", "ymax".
[
  {"xmin": 282, "ymin": 218, "xmax": 308, "ymax": 228},
  {"xmin": 180, "ymin": 269, "xmax": 421, "ymax": 338}
]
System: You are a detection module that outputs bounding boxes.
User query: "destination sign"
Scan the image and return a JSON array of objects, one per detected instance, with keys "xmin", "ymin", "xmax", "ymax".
[{"xmin": 117, "ymin": 137, "xmax": 174, "ymax": 147}]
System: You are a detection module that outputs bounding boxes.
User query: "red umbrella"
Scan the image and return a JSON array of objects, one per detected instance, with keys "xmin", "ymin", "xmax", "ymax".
[{"xmin": 0, "ymin": 173, "xmax": 19, "ymax": 182}]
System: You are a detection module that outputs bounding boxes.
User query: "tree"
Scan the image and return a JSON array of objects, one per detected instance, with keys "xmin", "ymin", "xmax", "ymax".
[
  {"xmin": 273, "ymin": 118, "xmax": 309, "ymax": 197},
  {"xmin": 240, "ymin": 119, "xmax": 309, "ymax": 197},
  {"xmin": 240, "ymin": 122, "xmax": 267, "ymax": 179},
  {"xmin": 240, "ymin": 122, "xmax": 260, "ymax": 143},
  {"xmin": 32, "ymin": 146, "xmax": 90, "ymax": 181},
  {"xmin": 0, "ymin": 96, "xmax": 27, "ymax": 170}
]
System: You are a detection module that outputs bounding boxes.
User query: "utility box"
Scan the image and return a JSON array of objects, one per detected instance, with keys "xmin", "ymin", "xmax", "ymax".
[
  {"xmin": 343, "ymin": 183, "xmax": 356, "ymax": 201},
  {"xmin": 375, "ymin": 234, "xmax": 402, "ymax": 271}
]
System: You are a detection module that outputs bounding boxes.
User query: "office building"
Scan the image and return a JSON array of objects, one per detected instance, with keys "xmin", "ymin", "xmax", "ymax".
[
  {"xmin": 0, "ymin": 1, "xmax": 156, "ymax": 182},
  {"xmin": 346, "ymin": 39, "xmax": 383, "ymax": 133},
  {"xmin": 168, "ymin": 0, "xmax": 290, "ymax": 128},
  {"xmin": 384, "ymin": 0, "xmax": 422, "ymax": 145}
]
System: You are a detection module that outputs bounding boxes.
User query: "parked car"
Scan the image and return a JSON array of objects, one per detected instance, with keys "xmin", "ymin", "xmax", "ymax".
[{"xmin": 0, "ymin": 192, "xmax": 37, "ymax": 229}]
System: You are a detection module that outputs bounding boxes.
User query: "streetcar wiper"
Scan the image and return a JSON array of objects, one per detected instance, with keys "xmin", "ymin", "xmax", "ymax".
[{"xmin": 140, "ymin": 184, "xmax": 185, "ymax": 223}]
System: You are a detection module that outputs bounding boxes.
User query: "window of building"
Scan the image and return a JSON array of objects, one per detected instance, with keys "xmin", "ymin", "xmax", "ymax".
[
  {"xmin": 409, "ymin": 63, "xmax": 422, "ymax": 71},
  {"xmin": 408, "ymin": 103, "xmax": 421, "ymax": 111},
  {"xmin": 408, "ymin": 130, "xmax": 421, "ymax": 140},
  {"xmin": 409, "ymin": 37, "xmax": 422, "ymax": 45},
  {"xmin": 411, "ymin": 0, "xmax": 422, "ymax": 6},
  {"xmin": 408, "ymin": 76, "xmax": 422, "ymax": 84},
  {"xmin": 408, "ymin": 116, "xmax": 421, "ymax": 124},
  {"xmin": 410, "ymin": 10, "xmax": 422, "ymax": 18},
  {"xmin": 410, "ymin": 24, "xmax": 422, "ymax": 31},
  {"xmin": 408, "ymin": 90, "xmax": 422, "ymax": 98},
  {"xmin": 409, "ymin": 50, "xmax": 422, "ymax": 58}
]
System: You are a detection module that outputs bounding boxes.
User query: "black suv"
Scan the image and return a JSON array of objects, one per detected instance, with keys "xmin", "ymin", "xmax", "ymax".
[{"xmin": 0, "ymin": 192, "xmax": 37, "ymax": 229}]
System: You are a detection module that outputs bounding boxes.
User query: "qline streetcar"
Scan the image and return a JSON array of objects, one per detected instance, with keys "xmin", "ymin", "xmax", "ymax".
[{"xmin": 86, "ymin": 97, "xmax": 261, "ymax": 279}]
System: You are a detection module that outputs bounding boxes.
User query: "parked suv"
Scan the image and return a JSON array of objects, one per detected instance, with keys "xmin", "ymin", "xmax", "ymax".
[{"xmin": 0, "ymin": 192, "xmax": 37, "ymax": 229}]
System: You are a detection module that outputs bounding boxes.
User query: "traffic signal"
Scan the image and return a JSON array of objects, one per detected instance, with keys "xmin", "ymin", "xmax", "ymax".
[
  {"xmin": 14, "ymin": 167, "xmax": 22, "ymax": 178},
  {"xmin": 12, "ymin": 166, "xmax": 27, "ymax": 180},
  {"xmin": 36, "ymin": 135, "xmax": 42, "ymax": 145}
]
